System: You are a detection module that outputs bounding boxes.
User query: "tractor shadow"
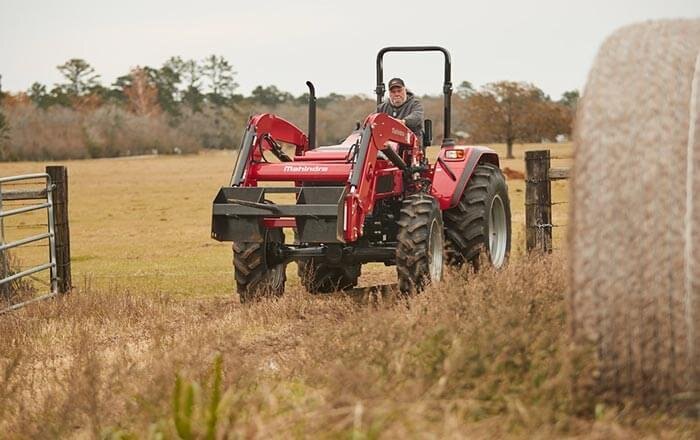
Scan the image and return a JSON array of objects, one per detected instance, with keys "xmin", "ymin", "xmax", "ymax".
[{"xmin": 318, "ymin": 283, "xmax": 403, "ymax": 306}]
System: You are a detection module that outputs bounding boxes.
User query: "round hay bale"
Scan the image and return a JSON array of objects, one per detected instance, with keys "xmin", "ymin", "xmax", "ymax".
[
  {"xmin": 686, "ymin": 51, "xmax": 700, "ymax": 399},
  {"xmin": 570, "ymin": 19, "xmax": 700, "ymax": 405}
]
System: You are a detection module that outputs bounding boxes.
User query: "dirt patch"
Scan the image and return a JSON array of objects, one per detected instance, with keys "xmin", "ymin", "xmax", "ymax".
[{"xmin": 502, "ymin": 167, "xmax": 525, "ymax": 180}]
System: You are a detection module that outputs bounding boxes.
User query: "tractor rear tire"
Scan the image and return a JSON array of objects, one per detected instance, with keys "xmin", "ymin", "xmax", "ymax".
[
  {"xmin": 396, "ymin": 193, "xmax": 444, "ymax": 294},
  {"xmin": 444, "ymin": 162, "xmax": 511, "ymax": 270},
  {"xmin": 298, "ymin": 259, "xmax": 360, "ymax": 294},
  {"xmin": 233, "ymin": 229, "xmax": 286, "ymax": 302}
]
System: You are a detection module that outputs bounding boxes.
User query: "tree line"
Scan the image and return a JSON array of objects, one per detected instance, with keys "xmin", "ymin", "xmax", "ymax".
[{"xmin": 0, "ymin": 56, "xmax": 577, "ymax": 160}]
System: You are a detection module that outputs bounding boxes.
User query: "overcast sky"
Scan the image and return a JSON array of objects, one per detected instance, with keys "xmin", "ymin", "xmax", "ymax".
[{"xmin": 1, "ymin": 0, "xmax": 698, "ymax": 99}]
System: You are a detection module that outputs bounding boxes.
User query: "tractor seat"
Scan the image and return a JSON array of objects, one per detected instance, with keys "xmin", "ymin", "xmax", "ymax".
[
  {"xmin": 318, "ymin": 130, "xmax": 362, "ymax": 152},
  {"xmin": 294, "ymin": 131, "xmax": 392, "ymax": 161},
  {"xmin": 312, "ymin": 144, "xmax": 388, "ymax": 161}
]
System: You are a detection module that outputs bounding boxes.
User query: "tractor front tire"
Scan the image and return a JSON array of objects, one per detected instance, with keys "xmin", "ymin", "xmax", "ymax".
[
  {"xmin": 298, "ymin": 259, "xmax": 360, "ymax": 294},
  {"xmin": 233, "ymin": 229, "xmax": 286, "ymax": 302},
  {"xmin": 444, "ymin": 162, "xmax": 511, "ymax": 270},
  {"xmin": 396, "ymin": 193, "xmax": 444, "ymax": 294}
]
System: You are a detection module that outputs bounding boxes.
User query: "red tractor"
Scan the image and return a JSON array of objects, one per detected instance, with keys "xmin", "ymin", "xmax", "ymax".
[{"xmin": 212, "ymin": 46, "xmax": 511, "ymax": 301}]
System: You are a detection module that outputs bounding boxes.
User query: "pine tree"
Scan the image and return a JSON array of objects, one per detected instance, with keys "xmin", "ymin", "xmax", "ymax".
[
  {"xmin": 56, "ymin": 58, "xmax": 100, "ymax": 96},
  {"xmin": 201, "ymin": 55, "xmax": 238, "ymax": 105}
]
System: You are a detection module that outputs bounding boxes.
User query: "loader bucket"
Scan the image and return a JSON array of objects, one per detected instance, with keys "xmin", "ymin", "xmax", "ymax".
[{"xmin": 211, "ymin": 186, "xmax": 347, "ymax": 243}]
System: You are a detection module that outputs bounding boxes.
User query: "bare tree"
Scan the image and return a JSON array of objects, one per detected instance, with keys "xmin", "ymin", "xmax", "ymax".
[{"xmin": 123, "ymin": 68, "xmax": 161, "ymax": 116}]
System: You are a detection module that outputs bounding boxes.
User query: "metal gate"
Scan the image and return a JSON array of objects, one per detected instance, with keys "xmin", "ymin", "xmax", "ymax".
[{"xmin": 0, "ymin": 172, "xmax": 58, "ymax": 313}]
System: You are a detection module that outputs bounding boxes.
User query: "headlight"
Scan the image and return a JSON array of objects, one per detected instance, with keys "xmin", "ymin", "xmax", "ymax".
[{"xmin": 444, "ymin": 149, "xmax": 465, "ymax": 160}]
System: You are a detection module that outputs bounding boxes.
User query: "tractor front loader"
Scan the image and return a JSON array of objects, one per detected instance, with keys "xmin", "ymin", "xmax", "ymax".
[{"xmin": 212, "ymin": 46, "xmax": 511, "ymax": 301}]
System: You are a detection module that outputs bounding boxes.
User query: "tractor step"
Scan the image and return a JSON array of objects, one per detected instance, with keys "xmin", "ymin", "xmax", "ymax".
[{"xmin": 211, "ymin": 186, "xmax": 347, "ymax": 244}]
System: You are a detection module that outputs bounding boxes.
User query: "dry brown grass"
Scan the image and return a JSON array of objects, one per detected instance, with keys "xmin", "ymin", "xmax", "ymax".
[
  {"xmin": 0, "ymin": 252, "xmax": 35, "ymax": 307},
  {"xmin": 0, "ymin": 256, "xmax": 697, "ymax": 438},
  {"xmin": 0, "ymin": 144, "xmax": 695, "ymax": 437}
]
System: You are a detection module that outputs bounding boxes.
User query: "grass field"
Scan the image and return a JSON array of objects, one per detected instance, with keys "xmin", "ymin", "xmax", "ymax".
[
  {"xmin": 0, "ymin": 142, "xmax": 572, "ymax": 297},
  {"xmin": 1, "ymin": 144, "xmax": 697, "ymax": 438}
]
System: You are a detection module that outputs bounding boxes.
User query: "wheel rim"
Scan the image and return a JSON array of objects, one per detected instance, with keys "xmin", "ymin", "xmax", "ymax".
[
  {"xmin": 268, "ymin": 264, "xmax": 285, "ymax": 289},
  {"xmin": 488, "ymin": 195, "xmax": 507, "ymax": 268},
  {"xmin": 429, "ymin": 218, "xmax": 444, "ymax": 282}
]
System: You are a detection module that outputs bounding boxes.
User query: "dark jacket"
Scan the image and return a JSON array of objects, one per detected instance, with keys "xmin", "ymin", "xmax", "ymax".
[{"xmin": 376, "ymin": 91, "xmax": 424, "ymax": 142}]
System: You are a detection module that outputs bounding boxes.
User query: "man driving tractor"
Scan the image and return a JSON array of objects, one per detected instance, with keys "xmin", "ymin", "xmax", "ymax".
[{"xmin": 376, "ymin": 77, "xmax": 425, "ymax": 143}]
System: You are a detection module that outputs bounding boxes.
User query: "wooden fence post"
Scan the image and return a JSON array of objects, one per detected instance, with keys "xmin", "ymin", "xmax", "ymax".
[
  {"xmin": 46, "ymin": 166, "xmax": 71, "ymax": 293},
  {"xmin": 525, "ymin": 150, "xmax": 553, "ymax": 253}
]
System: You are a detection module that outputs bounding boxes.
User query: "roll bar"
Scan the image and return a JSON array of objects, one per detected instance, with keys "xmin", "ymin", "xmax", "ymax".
[{"xmin": 375, "ymin": 46, "xmax": 453, "ymax": 143}]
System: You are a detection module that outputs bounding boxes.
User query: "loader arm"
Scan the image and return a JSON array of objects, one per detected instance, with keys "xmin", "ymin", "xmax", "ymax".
[
  {"xmin": 230, "ymin": 113, "xmax": 309, "ymax": 186},
  {"xmin": 344, "ymin": 112, "xmax": 421, "ymax": 241}
]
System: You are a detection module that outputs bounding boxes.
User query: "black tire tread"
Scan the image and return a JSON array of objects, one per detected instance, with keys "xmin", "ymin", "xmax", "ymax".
[
  {"xmin": 233, "ymin": 231, "xmax": 285, "ymax": 302},
  {"xmin": 444, "ymin": 162, "xmax": 511, "ymax": 268},
  {"xmin": 396, "ymin": 193, "xmax": 442, "ymax": 293}
]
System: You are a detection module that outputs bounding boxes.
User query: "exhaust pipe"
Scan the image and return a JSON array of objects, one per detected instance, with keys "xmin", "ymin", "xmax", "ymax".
[{"xmin": 306, "ymin": 81, "xmax": 317, "ymax": 150}]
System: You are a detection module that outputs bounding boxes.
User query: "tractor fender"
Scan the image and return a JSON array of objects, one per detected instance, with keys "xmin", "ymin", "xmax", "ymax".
[{"xmin": 431, "ymin": 146, "xmax": 500, "ymax": 210}]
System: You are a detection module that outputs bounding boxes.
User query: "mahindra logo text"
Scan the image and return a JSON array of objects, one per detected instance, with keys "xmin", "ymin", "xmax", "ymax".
[
  {"xmin": 283, "ymin": 165, "xmax": 329, "ymax": 173},
  {"xmin": 391, "ymin": 128, "xmax": 405, "ymax": 137}
]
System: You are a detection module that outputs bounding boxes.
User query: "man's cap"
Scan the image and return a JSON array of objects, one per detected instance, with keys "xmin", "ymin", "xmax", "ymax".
[{"xmin": 388, "ymin": 78, "xmax": 405, "ymax": 90}]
